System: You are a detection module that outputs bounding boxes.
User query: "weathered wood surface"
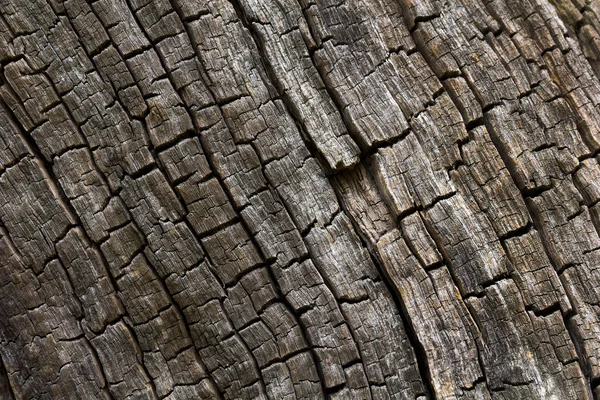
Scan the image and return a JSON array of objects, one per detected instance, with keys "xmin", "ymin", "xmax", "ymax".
[{"xmin": 1, "ymin": 0, "xmax": 600, "ymax": 398}]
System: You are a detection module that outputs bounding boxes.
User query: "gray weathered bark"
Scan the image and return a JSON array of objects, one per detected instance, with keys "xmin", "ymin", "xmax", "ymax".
[{"xmin": 1, "ymin": 0, "xmax": 600, "ymax": 398}]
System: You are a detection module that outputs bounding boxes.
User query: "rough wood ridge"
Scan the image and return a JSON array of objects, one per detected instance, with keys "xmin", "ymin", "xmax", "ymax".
[{"xmin": 2, "ymin": 0, "xmax": 600, "ymax": 398}]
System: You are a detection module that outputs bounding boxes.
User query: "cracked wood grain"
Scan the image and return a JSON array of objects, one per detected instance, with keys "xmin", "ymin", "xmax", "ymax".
[{"xmin": 1, "ymin": 0, "xmax": 600, "ymax": 398}]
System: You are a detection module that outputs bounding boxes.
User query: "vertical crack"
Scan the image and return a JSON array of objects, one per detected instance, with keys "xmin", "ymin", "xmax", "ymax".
[{"xmin": 0, "ymin": 97, "xmax": 116, "ymax": 400}]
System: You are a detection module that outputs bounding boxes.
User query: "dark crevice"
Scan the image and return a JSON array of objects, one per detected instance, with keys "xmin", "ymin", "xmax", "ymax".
[
  {"xmin": 357, "ymin": 128, "xmax": 412, "ymax": 162},
  {"xmin": 456, "ymin": 18, "xmax": 597, "ymax": 394},
  {"xmin": 366, "ymin": 247, "xmax": 436, "ymax": 400},
  {"xmin": 234, "ymin": 0, "xmax": 352, "ymax": 174},
  {"xmin": 465, "ymin": 117, "xmax": 485, "ymax": 131},
  {"xmin": 418, "ymin": 207, "xmax": 493, "ymax": 393},
  {"xmin": 322, "ymin": 381, "xmax": 346, "ymax": 396},
  {"xmin": 499, "ymin": 222, "xmax": 533, "ymax": 241},
  {"xmin": 31, "ymin": 8, "xmax": 223, "ymax": 397},
  {"xmin": 3, "ymin": 0, "xmax": 600, "ymax": 399},
  {"xmin": 291, "ymin": 3, "xmax": 375, "ymax": 158},
  {"xmin": 222, "ymin": 8, "xmax": 432, "ymax": 396},
  {"xmin": 140, "ymin": 1, "xmax": 336, "ymax": 396},
  {"xmin": 409, "ymin": 14, "xmax": 441, "ymax": 34},
  {"xmin": 119, "ymin": 1, "xmax": 273, "ymax": 396},
  {"xmin": 327, "ymin": 179, "xmax": 437, "ymax": 399},
  {"xmin": 0, "ymin": 350, "xmax": 15, "ymax": 400},
  {"xmin": 527, "ymin": 302, "xmax": 569, "ymax": 318},
  {"xmin": 222, "ymin": 2, "xmax": 406, "ymax": 398},
  {"xmin": 87, "ymin": 38, "xmax": 112, "ymax": 60},
  {"xmin": 439, "ymin": 69, "xmax": 463, "ymax": 80},
  {"xmin": 0, "ymin": 99, "xmax": 116, "ymax": 400},
  {"xmin": 398, "ymin": 3, "xmax": 593, "ymax": 397}
]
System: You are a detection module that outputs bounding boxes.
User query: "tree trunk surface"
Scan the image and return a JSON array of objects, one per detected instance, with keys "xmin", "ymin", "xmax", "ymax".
[{"xmin": 2, "ymin": 0, "xmax": 600, "ymax": 398}]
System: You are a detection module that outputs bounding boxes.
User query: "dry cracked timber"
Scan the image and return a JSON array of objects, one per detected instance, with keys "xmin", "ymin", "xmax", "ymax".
[{"xmin": 2, "ymin": 0, "xmax": 600, "ymax": 398}]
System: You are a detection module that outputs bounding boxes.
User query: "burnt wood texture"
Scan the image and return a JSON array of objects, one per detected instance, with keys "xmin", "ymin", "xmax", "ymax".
[{"xmin": 1, "ymin": 0, "xmax": 600, "ymax": 398}]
